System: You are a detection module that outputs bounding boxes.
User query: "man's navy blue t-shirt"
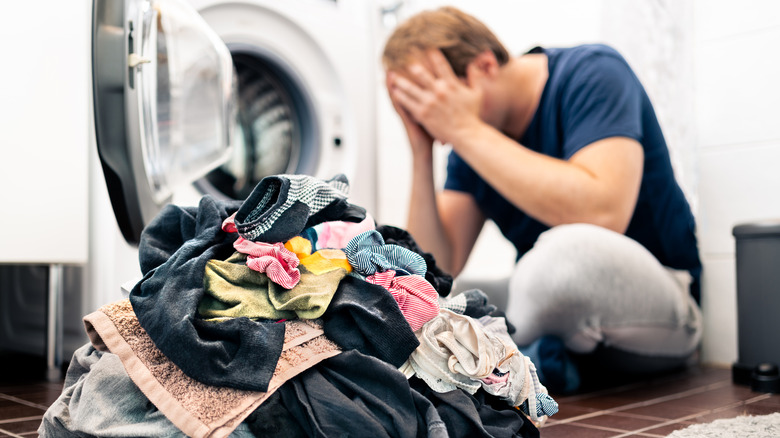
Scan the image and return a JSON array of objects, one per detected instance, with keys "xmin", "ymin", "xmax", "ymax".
[{"xmin": 444, "ymin": 44, "xmax": 702, "ymax": 301}]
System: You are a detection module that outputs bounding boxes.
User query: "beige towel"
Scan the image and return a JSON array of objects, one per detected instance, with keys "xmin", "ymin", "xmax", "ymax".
[{"xmin": 84, "ymin": 299, "xmax": 341, "ymax": 438}]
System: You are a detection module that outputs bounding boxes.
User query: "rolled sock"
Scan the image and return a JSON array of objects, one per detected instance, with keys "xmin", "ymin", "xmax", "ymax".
[
  {"xmin": 234, "ymin": 174, "xmax": 350, "ymax": 243},
  {"xmin": 344, "ymin": 230, "xmax": 427, "ymax": 277},
  {"xmin": 530, "ymin": 393, "xmax": 560, "ymax": 418}
]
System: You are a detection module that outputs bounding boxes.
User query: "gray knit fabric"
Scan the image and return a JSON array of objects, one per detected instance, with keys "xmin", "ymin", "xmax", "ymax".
[{"xmin": 235, "ymin": 174, "xmax": 350, "ymax": 242}]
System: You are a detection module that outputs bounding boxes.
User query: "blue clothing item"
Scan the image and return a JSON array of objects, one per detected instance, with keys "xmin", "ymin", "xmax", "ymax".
[
  {"xmin": 519, "ymin": 335, "xmax": 580, "ymax": 395},
  {"xmin": 39, "ymin": 344, "xmax": 258, "ymax": 437},
  {"xmin": 40, "ymin": 344, "xmax": 188, "ymax": 437},
  {"xmin": 278, "ymin": 350, "xmax": 435, "ymax": 438},
  {"xmin": 408, "ymin": 377, "xmax": 541, "ymax": 438},
  {"xmin": 130, "ymin": 196, "xmax": 287, "ymax": 392},
  {"xmin": 444, "ymin": 44, "xmax": 701, "ymax": 301},
  {"xmin": 376, "ymin": 225, "xmax": 454, "ymax": 297},
  {"xmin": 321, "ymin": 275, "xmax": 420, "ymax": 368},
  {"xmin": 522, "ymin": 393, "xmax": 560, "ymax": 419},
  {"xmin": 345, "ymin": 230, "xmax": 428, "ymax": 277}
]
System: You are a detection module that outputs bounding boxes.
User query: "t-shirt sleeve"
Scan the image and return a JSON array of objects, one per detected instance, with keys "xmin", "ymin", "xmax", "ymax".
[
  {"xmin": 560, "ymin": 51, "xmax": 644, "ymax": 159},
  {"xmin": 443, "ymin": 150, "xmax": 477, "ymax": 193}
]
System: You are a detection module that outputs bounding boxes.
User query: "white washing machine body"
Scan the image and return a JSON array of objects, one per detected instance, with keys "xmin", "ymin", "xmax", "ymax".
[{"xmin": 178, "ymin": 0, "xmax": 378, "ymax": 213}]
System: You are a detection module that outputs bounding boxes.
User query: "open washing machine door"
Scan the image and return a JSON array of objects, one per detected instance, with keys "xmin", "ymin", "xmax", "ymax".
[{"xmin": 93, "ymin": 0, "xmax": 237, "ymax": 244}]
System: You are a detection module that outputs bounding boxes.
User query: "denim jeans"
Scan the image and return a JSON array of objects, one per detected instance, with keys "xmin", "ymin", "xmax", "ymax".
[{"xmin": 39, "ymin": 344, "xmax": 258, "ymax": 437}]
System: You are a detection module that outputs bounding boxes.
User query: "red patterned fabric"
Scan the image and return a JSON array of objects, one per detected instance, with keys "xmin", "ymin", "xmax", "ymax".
[
  {"xmin": 366, "ymin": 270, "xmax": 439, "ymax": 332},
  {"xmin": 234, "ymin": 237, "xmax": 301, "ymax": 289}
]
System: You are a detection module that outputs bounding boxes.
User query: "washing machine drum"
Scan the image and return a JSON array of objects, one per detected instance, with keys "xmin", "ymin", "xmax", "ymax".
[{"xmin": 197, "ymin": 48, "xmax": 320, "ymax": 201}]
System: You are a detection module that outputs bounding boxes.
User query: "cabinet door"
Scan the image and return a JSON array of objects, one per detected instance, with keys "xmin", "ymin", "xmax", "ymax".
[{"xmin": 0, "ymin": 2, "xmax": 90, "ymax": 263}]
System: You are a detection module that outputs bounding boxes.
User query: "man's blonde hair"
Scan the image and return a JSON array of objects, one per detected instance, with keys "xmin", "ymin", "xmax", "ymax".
[{"xmin": 382, "ymin": 6, "xmax": 510, "ymax": 77}]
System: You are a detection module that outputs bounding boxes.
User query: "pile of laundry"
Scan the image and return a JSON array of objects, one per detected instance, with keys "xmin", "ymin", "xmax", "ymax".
[{"xmin": 40, "ymin": 174, "xmax": 557, "ymax": 438}]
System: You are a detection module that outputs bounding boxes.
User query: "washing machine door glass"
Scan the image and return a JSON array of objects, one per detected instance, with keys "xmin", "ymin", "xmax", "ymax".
[
  {"xmin": 139, "ymin": 0, "xmax": 237, "ymax": 201},
  {"xmin": 197, "ymin": 49, "xmax": 319, "ymax": 201},
  {"xmin": 93, "ymin": 0, "xmax": 237, "ymax": 244}
]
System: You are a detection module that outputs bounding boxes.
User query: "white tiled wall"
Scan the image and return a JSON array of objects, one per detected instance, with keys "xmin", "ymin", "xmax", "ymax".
[
  {"xmin": 696, "ymin": 27, "xmax": 780, "ymax": 149},
  {"xmin": 697, "ymin": 145, "xmax": 780, "ymax": 256},
  {"xmin": 694, "ymin": 0, "xmax": 780, "ymax": 365},
  {"xmin": 695, "ymin": 0, "xmax": 780, "ymax": 42},
  {"xmin": 601, "ymin": 0, "xmax": 698, "ymax": 207},
  {"xmin": 699, "ymin": 254, "xmax": 739, "ymax": 364}
]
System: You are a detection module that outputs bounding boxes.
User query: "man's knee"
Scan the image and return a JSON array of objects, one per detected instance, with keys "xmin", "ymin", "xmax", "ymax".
[
  {"xmin": 508, "ymin": 224, "xmax": 627, "ymax": 302},
  {"xmin": 505, "ymin": 223, "xmax": 693, "ymax": 351}
]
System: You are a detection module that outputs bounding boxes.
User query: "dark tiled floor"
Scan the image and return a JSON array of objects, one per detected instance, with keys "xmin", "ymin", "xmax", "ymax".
[
  {"xmin": 0, "ymin": 351, "xmax": 65, "ymax": 437},
  {"xmin": 0, "ymin": 351, "xmax": 777, "ymax": 437},
  {"xmin": 540, "ymin": 366, "xmax": 780, "ymax": 437},
  {"xmin": 0, "ymin": 383, "xmax": 62, "ymax": 437}
]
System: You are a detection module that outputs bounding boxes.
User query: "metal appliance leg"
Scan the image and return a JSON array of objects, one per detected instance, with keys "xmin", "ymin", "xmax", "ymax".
[{"xmin": 46, "ymin": 264, "xmax": 64, "ymax": 382}]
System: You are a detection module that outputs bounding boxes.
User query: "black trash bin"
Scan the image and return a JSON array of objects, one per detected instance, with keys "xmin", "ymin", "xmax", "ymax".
[{"xmin": 732, "ymin": 221, "xmax": 780, "ymax": 393}]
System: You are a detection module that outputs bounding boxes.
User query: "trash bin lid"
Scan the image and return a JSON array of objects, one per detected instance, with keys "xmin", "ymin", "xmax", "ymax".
[{"xmin": 733, "ymin": 220, "xmax": 780, "ymax": 238}]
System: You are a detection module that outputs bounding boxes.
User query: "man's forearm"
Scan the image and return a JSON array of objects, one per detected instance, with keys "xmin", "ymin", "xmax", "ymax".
[
  {"xmin": 452, "ymin": 123, "xmax": 643, "ymax": 234},
  {"xmin": 405, "ymin": 150, "xmax": 455, "ymax": 274}
]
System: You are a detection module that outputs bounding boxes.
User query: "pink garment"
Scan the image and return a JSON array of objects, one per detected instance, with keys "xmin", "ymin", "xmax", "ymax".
[
  {"xmin": 222, "ymin": 213, "xmax": 237, "ymax": 233},
  {"xmin": 234, "ymin": 237, "xmax": 301, "ymax": 289},
  {"xmin": 313, "ymin": 214, "xmax": 375, "ymax": 250},
  {"xmin": 481, "ymin": 371, "xmax": 510, "ymax": 385},
  {"xmin": 366, "ymin": 270, "xmax": 439, "ymax": 332}
]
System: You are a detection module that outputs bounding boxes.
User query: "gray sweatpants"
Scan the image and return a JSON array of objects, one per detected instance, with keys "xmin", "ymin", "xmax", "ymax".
[{"xmin": 505, "ymin": 224, "xmax": 702, "ymax": 373}]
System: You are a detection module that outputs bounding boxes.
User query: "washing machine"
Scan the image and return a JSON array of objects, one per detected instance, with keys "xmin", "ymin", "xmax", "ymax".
[
  {"xmin": 182, "ymin": 0, "xmax": 378, "ymax": 212},
  {"xmin": 0, "ymin": 0, "xmax": 378, "ymax": 376}
]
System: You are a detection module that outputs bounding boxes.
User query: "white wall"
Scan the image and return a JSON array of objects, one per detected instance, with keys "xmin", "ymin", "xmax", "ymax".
[
  {"xmin": 693, "ymin": 0, "xmax": 780, "ymax": 365},
  {"xmin": 375, "ymin": 0, "xmax": 780, "ymax": 366}
]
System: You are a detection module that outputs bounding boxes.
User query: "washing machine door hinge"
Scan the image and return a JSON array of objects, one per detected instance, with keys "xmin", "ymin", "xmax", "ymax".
[{"xmin": 128, "ymin": 53, "xmax": 152, "ymax": 68}]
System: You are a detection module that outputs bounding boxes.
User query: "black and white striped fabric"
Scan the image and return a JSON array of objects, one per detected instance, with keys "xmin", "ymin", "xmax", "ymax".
[
  {"xmin": 345, "ymin": 230, "xmax": 427, "ymax": 277},
  {"xmin": 439, "ymin": 293, "xmax": 468, "ymax": 314},
  {"xmin": 234, "ymin": 174, "xmax": 350, "ymax": 243},
  {"xmin": 523, "ymin": 393, "xmax": 560, "ymax": 418}
]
